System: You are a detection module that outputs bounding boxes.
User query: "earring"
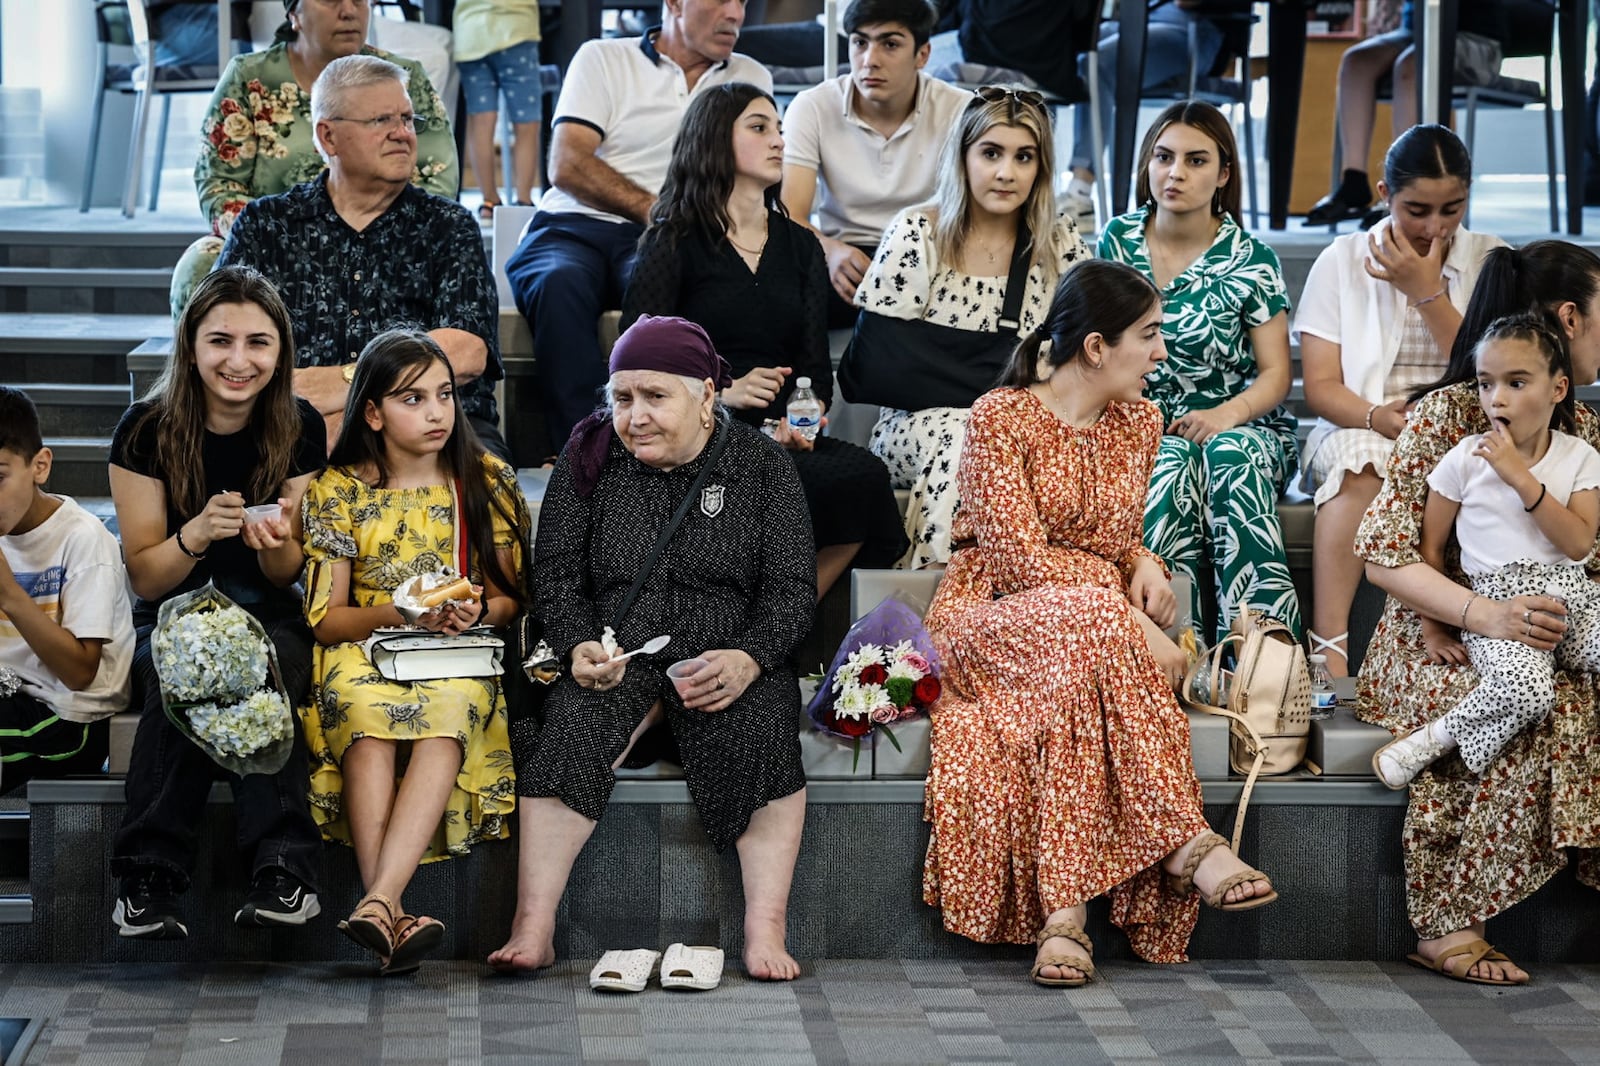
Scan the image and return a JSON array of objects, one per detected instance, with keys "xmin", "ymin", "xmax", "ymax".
[{"xmin": 701, "ymin": 416, "xmax": 712, "ymax": 428}]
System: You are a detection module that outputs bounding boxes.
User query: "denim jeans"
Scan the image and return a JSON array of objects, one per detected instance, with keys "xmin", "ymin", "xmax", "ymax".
[
  {"xmin": 505, "ymin": 211, "xmax": 644, "ymax": 455},
  {"xmin": 110, "ymin": 605, "xmax": 322, "ymax": 893},
  {"xmin": 1069, "ymin": 8, "xmax": 1224, "ymax": 175}
]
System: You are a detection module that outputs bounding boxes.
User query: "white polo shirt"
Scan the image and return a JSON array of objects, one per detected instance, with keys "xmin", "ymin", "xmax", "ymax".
[
  {"xmin": 539, "ymin": 32, "xmax": 772, "ymax": 224},
  {"xmin": 782, "ymin": 71, "xmax": 969, "ymax": 248}
]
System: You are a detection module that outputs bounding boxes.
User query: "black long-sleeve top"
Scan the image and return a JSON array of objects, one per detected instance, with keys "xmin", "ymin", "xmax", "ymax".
[{"xmin": 621, "ymin": 209, "xmax": 833, "ymax": 423}]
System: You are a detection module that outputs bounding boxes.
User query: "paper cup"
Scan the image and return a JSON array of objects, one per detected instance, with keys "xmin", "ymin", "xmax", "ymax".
[
  {"xmin": 666, "ymin": 658, "xmax": 709, "ymax": 698},
  {"xmin": 243, "ymin": 503, "xmax": 283, "ymax": 525}
]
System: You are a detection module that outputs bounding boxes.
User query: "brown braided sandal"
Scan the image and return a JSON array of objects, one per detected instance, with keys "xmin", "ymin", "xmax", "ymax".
[
  {"xmin": 338, "ymin": 892, "xmax": 398, "ymax": 958},
  {"xmin": 1030, "ymin": 920, "xmax": 1095, "ymax": 987},
  {"xmin": 1167, "ymin": 830, "xmax": 1279, "ymax": 912}
]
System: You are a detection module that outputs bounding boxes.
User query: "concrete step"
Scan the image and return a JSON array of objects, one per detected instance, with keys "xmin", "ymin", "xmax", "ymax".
[
  {"xmin": 20, "ymin": 383, "xmax": 131, "ymax": 438},
  {"xmin": 43, "ymin": 438, "xmax": 113, "ymax": 498},
  {"xmin": 0, "ymin": 313, "xmax": 170, "ymax": 361},
  {"xmin": 5, "ymin": 777, "xmax": 1596, "ymax": 966},
  {"xmin": 0, "ymin": 266, "xmax": 173, "ymax": 316}
]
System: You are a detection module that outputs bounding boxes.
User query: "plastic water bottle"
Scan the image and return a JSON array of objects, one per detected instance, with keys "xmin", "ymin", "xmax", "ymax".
[
  {"xmin": 786, "ymin": 376, "xmax": 822, "ymax": 442},
  {"xmin": 1308, "ymin": 653, "xmax": 1335, "ymax": 721}
]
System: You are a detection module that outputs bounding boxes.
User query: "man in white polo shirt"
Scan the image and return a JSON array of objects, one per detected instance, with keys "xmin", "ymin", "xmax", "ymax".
[
  {"xmin": 505, "ymin": 0, "xmax": 771, "ymax": 455},
  {"xmin": 780, "ymin": 0, "xmax": 967, "ymax": 327}
]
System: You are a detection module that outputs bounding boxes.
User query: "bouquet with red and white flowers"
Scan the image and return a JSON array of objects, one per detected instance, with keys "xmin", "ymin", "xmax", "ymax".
[{"xmin": 808, "ymin": 596, "xmax": 941, "ymax": 764}]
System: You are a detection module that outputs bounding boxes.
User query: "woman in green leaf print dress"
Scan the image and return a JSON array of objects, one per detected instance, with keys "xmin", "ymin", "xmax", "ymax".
[{"xmin": 1099, "ymin": 101, "xmax": 1301, "ymax": 641}]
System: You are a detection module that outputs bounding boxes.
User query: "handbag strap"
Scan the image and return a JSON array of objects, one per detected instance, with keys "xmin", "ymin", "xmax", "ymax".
[
  {"xmin": 997, "ymin": 224, "xmax": 1034, "ymax": 333},
  {"xmin": 610, "ymin": 415, "xmax": 731, "ymax": 631},
  {"xmin": 451, "ymin": 477, "xmax": 469, "ymax": 578},
  {"xmin": 1179, "ymin": 631, "xmax": 1266, "ymax": 854}
]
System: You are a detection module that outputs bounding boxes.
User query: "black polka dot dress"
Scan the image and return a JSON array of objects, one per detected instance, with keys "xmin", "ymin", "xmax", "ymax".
[{"xmin": 512, "ymin": 417, "xmax": 815, "ymax": 851}]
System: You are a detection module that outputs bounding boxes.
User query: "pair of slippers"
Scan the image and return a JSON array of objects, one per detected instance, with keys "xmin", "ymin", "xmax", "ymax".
[{"xmin": 589, "ymin": 944, "xmax": 724, "ymax": 992}]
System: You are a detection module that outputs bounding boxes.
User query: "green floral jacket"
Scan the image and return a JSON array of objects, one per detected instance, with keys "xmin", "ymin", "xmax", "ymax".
[{"xmin": 195, "ymin": 43, "xmax": 458, "ymax": 237}]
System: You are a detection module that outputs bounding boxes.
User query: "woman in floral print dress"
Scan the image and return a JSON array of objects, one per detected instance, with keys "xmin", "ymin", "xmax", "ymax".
[
  {"xmin": 170, "ymin": 0, "xmax": 458, "ymax": 319},
  {"xmin": 852, "ymin": 87, "xmax": 1089, "ymax": 569},
  {"xmin": 1356, "ymin": 240, "xmax": 1600, "ymax": 986},
  {"xmin": 923, "ymin": 260, "xmax": 1278, "ymax": 988},
  {"xmin": 1099, "ymin": 101, "xmax": 1299, "ymax": 641}
]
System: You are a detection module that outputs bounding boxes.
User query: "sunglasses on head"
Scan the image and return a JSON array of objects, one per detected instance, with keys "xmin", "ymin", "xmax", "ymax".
[{"xmin": 971, "ymin": 86, "xmax": 1045, "ymax": 109}]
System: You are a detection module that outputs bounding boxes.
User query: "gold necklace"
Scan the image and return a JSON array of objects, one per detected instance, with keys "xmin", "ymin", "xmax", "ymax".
[{"xmin": 727, "ymin": 219, "xmax": 768, "ymax": 257}]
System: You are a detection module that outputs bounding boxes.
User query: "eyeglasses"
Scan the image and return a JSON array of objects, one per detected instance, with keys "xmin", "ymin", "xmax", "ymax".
[
  {"xmin": 971, "ymin": 86, "xmax": 1045, "ymax": 109},
  {"xmin": 326, "ymin": 112, "xmax": 418, "ymax": 133}
]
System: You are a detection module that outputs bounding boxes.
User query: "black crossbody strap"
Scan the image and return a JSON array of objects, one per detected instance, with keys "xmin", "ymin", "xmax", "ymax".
[
  {"xmin": 609, "ymin": 415, "xmax": 731, "ymax": 630},
  {"xmin": 996, "ymin": 223, "xmax": 1034, "ymax": 333}
]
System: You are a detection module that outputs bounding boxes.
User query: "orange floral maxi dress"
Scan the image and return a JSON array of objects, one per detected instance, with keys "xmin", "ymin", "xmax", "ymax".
[{"xmin": 923, "ymin": 388, "xmax": 1211, "ymax": 961}]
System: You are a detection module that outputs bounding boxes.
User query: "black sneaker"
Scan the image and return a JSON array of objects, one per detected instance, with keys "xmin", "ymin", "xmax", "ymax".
[
  {"xmin": 234, "ymin": 868, "xmax": 321, "ymax": 928},
  {"xmin": 112, "ymin": 868, "xmax": 188, "ymax": 940}
]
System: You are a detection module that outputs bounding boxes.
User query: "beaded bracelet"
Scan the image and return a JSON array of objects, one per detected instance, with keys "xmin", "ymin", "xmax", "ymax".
[
  {"xmin": 175, "ymin": 528, "xmax": 206, "ymax": 560},
  {"xmin": 1364, "ymin": 404, "xmax": 1379, "ymax": 431},
  {"xmin": 1525, "ymin": 483, "xmax": 1548, "ymax": 513},
  {"xmin": 1459, "ymin": 592, "xmax": 1477, "ymax": 629},
  {"xmin": 1412, "ymin": 286, "xmax": 1447, "ymax": 308}
]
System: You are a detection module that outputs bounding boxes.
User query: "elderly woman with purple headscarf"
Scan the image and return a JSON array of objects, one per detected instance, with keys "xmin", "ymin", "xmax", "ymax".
[{"xmin": 491, "ymin": 316, "xmax": 815, "ymax": 983}]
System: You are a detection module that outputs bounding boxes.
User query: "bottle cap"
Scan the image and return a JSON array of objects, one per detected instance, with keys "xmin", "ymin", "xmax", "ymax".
[
  {"xmin": 795, "ymin": 376, "xmax": 811, "ymax": 389},
  {"xmin": 1309, "ymin": 654, "xmax": 1326, "ymax": 664}
]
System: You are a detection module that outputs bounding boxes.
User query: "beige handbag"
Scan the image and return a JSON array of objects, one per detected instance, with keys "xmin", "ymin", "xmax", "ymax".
[{"xmin": 1181, "ymin": 610, "xmax": 1311, "ymax": 849}]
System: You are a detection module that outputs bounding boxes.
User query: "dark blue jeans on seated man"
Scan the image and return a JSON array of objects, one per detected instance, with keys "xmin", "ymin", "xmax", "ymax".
[
  {"xmin": 111, "ymin": 604, "xmax": 322, "ymax": 899},
  {"xmin": 505, "ymin": 210, "xmax": 644, "ymax": 457}
]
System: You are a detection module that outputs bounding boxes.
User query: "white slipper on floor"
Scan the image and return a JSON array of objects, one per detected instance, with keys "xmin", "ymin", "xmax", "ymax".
[
  {"xmin": 659, "ymin": 943, "xmax": 724, "ymax": 991},
  {"xmin": 589, "ymin": 948, "xmax": 660, "ymax": 992}
]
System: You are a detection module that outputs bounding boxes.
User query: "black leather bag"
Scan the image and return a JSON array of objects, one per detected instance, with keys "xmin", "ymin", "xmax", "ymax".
[{"xmin": 838, "ymin": 229, "xmax": 1032, "ymax": 412}]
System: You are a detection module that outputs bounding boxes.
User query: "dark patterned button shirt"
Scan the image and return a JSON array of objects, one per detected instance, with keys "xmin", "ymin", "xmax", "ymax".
[{"xmin": 216, "ymin": 172, "xmax": 501, "ymax": 423}]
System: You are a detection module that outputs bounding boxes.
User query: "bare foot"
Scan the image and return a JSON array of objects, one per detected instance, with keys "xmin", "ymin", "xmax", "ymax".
[
  {"xmin": 1034, "ymin": 904, "xmax": 1092, "ymax": 983},
  {"xmin": 743, "ymin": 917, "xmax": 800, "ymax": 981},
  {"xmin": 1165, "ymin": 833, "xmax": 1273, "ymax": 906},
  {"xmin": 1416, "ymin": 927, "xmax": 1529, "ymax": 984},
  {"xmin": 487, "ymin": 917, "xmax": 556, "ymax": 974}
]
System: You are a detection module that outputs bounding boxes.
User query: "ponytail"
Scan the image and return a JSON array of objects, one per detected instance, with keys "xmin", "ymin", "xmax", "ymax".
[
  {"xmin": 1411, "ymin": 241, "xmax": 1600, "ymax": 404},
  {"xmin": 997, "ymin": 260, "xmax": 1160, "ymax": 390}
]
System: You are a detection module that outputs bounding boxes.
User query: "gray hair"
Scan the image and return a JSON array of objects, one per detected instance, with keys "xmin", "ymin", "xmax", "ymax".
[
  {"xmin": 310, "ymin": 54, "xmax": 410, "ymax": 159},
  {"xmin": 604, "ymin": 373, "xmax": 717, "ymax": 408}
]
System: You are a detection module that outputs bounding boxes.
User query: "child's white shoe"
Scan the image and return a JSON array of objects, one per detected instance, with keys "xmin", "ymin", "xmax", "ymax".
[{"xmin": 1372, "ymin": 723, "xmax": 1453, "ymax": 789}]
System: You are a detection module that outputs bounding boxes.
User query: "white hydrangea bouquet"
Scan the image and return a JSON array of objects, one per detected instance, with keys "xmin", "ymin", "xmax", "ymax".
[{"xmin": 152, "ymin": 582, "xmax": 294, "ymax": 776}]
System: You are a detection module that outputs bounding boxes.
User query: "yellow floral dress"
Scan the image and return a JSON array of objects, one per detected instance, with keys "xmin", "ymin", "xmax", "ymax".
[{"xmin": 299, "ymin": 458, "xmax": 527, "ymax": 861}]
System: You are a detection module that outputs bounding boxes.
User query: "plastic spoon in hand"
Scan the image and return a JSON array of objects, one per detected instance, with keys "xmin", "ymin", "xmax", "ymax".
[{"xmin": 608, "ymin": 635, "xmax": 671, "ymax": 663}]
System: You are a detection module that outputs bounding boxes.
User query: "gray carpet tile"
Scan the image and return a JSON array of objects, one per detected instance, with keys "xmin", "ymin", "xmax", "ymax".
[{"xmin": 2, "ymin": 960, "xmax": 1597, "ymax": 1065}]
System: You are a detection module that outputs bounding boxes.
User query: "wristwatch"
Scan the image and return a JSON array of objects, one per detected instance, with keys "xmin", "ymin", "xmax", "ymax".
[{"xmin": 342, "ymin": 361, "xmax": 357, "ymax": 384}]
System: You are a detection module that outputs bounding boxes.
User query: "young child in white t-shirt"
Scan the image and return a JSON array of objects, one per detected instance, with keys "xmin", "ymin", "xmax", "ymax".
[
  {"xmin": 1375, "ymin": 314, "xmax": 1600, "ymax": 788},
  {"xmin": 0, "ymin": 386, "xmax": 133, "ymax": 791}
]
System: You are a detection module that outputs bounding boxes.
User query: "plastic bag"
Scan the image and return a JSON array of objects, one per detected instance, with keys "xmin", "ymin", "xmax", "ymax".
[
  {"xmin": 807, "ymin": 594, "xmax": 942, "ymax": 742},
  {"xmin": 152, "ymin": 582, "xmax": 294, "ymax": 776}
]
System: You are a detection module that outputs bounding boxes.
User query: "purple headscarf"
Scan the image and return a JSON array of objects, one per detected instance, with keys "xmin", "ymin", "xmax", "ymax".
[{"xmin": 566, "ymin": 315, "xmax": 734, "ymax": 495}]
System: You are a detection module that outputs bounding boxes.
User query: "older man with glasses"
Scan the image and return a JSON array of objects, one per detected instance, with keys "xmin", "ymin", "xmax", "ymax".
[{"xmin": 215, "ymin": 54, "xmax": 507, "ymax": 459}]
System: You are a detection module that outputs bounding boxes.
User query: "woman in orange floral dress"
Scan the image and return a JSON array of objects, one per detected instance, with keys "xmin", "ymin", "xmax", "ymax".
[
  {"xmin": 1356, "ymin": 240, "xmax": 1600, "ymax": 986},
  {"xmin": 923, "ymin": 260, "xmax": 1279, "ymax": 987}
]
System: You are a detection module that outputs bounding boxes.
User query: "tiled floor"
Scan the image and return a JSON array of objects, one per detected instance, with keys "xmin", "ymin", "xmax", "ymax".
[{"xmin": 3, "ymin": 958, "xmax": 1598, "ymax": 1065}]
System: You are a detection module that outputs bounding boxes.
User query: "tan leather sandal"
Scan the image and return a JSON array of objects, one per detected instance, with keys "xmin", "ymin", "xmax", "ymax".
[
  {"xmin": 382, "ymin": 914, "xmax": 446, "ymax": 977},
  {"xmin": 338, "ymin": 892, "xmax": 398, "ymax": 958},
  {"xmin": 1167, "ymin": 830, "xmax": 1279, "ymax": 912},
  {"xmin": 1030, "ymin": 920, "xmax": 1095, "ymax": 987}
]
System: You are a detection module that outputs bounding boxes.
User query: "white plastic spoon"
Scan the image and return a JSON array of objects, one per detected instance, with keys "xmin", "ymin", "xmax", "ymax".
[{"xmin": 608, "ymin": 634, "xmax": 671, "ymax": 663}]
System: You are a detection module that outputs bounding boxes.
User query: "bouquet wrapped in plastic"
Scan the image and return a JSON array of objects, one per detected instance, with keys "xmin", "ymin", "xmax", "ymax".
[
  {"xmin": 807, "ymin": 595, "xmax": 941, "ymax": 769},
  {"xmin": 152, "ymin": 582, "xmax": 294, "ymax": 776}
]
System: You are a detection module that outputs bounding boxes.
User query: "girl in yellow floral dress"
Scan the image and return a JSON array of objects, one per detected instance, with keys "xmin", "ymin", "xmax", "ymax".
[{"xmin": 301, "ymin": 329, "xmax": 528, "ymax": 974}]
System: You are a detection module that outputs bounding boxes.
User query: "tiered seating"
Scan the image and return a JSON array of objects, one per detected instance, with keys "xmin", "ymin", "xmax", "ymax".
[{"xmin": 7, "ymin": 212, "xmax": 1600, "ymax": 970}]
